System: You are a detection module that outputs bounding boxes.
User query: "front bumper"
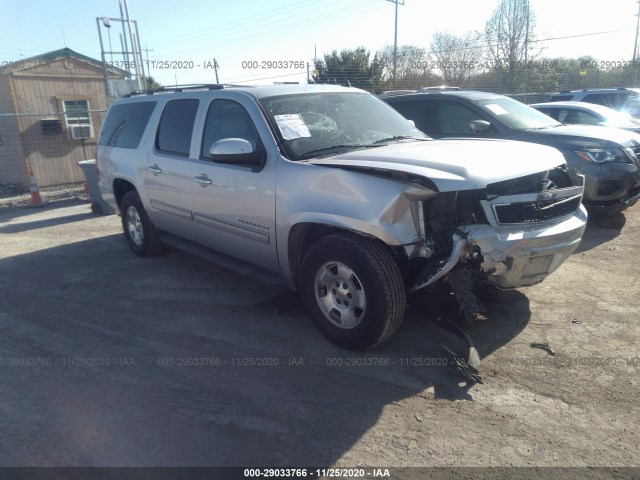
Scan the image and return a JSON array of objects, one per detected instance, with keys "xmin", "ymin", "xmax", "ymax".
[
  {"xmin": 467, "ymin": 204, "xmax": 587, "ymax": 288},
  {"xmin": 579, "ymin": 161, "xmax": 640, "ymax": 211}
]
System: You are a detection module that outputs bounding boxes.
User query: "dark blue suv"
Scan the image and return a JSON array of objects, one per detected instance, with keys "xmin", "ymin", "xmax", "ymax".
[{"xmin": 381, "ymin": 89, "xmax": 640, "ymax": 213}]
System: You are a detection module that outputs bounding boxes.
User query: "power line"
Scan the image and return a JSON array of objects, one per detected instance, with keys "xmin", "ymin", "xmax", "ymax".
[
  {"xmin": 228, "ymin": 70, "xmax": 307, "ymax": 83},
  {"xmin": 148, "ymin": 0, "xmax": 380, "ymax": 55},
  {"xmin": 148, "ymin": 0, "xmax": 328, "ymax": 48}
]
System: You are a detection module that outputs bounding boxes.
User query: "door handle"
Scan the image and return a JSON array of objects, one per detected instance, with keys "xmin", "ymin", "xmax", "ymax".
[
  {"xmin": 193, "ymin": 174, "xmax": 213, "ymax": 186},
  {"xmin": 148, "ymin": 164, "xmax": 163, "ymax": 174}
]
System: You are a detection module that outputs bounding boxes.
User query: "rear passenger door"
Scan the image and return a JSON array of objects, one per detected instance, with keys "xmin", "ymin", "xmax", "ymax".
[
  {"xmin": 190, "ymin": 98, "xmax": 278, "ymax": 271},
  {"xmin": 144, "ymin": 98, "xmax": 199, "ymax": 235}
]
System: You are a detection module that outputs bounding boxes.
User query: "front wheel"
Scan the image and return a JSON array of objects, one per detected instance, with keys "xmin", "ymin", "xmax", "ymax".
[
  {"xmin": 120, "ymin": 190, "xmax": 161, "ymax": 257},
  {"xmin": 300, "ymin": 233, "xmax": 406, "ymax": 350}
]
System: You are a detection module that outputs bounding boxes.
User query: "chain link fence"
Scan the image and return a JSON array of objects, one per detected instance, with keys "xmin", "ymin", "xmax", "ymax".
[
  {"xmin": 0, "ymin": 110, "xmax": 105, "ymax": 207},
  {"xmin": 1, "ymin": 61, "xmax": 637, "ymax": 209}
]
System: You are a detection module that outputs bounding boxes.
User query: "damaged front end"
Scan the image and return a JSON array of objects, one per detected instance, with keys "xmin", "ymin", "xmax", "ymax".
[{"xmin": 407, "ymin": 166, "xmax": 587, "ymax": 307}]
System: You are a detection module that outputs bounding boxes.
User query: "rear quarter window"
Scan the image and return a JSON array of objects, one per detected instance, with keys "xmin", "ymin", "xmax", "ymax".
[
  {"xmin": 98, "ymin": 101, "xmax": 157, "ymax": 149},
  {"xmin": 582, "ymin": 93, "xmax": 630, "ymax": 109}
]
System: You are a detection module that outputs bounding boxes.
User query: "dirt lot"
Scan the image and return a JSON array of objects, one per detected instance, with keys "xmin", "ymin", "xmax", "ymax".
[{"xmin": 0, "ymin": 199, "xmax": 638, "ymax": 473}]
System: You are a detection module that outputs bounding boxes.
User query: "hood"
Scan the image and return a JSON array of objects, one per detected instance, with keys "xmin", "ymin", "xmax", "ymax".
[
  {"xmin": 603, "ymin": 122, "xmax": 640, "ymax": 134},
  {"xmin": 525, "ymin": 124, "xmax": 640, "ymax": 148},
  {"xmin": 306, "ymin": 139, "xmax": 566, "ymax": 192}
]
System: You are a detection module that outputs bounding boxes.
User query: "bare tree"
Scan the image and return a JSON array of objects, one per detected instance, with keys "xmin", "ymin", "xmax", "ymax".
[
  {"xmin": 485, "ymin": 0, "xmax": 537, "ymax": 92},
  {"xmin": 430, "ymin": 31, "xmax": 484, "ymax": 86},
  {"xmin": 375, "ymin": 45, "xmax": 431, "ymax": 88}
]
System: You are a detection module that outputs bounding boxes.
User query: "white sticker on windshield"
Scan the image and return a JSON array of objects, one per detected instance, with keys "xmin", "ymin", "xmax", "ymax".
[
  {"xmin": 485, "ymin": 103, "xmax": 509, "ymax": 115},
  {"xmin": 484, "ymin": 103, "xmax": 509, "ymax": 115},
  {"xmin": 274, "ymin": 114, "xmax": 312, "ymax": 140}
]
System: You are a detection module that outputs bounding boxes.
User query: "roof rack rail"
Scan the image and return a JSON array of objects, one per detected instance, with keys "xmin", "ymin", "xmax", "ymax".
[
  {"xmin": 420, "ymin": 85, "xmax": 461, "ymax": 91},
  {"xmin": 379, "ymin": 89, "xmax": 418, "ymax": 96},
  {"xmin": 125, "ymin": 83, "xmax": 252, "ymax": 97}
]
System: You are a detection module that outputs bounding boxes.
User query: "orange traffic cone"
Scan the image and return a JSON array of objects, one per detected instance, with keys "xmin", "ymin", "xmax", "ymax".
[{"xmin": 27, "ymin": 165, "xmax": 43, "ymax": 205}]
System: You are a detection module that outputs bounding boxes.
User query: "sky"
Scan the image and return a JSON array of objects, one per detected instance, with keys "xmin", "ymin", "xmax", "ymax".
[{"xmin": 0, "ymin": 0, "xmax": 638, "ymax": 86}]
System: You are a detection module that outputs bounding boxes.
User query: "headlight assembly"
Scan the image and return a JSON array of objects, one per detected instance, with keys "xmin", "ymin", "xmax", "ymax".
[{"xmin": 574, "ymin": 148, "xmax": 632, "ymax": 164}]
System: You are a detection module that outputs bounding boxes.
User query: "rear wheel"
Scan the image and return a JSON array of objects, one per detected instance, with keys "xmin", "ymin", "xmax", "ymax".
[
  {"xmin": 300, "ymin": 233, "xmax": 406, "ymax": 350},
  {"xmin": 120, "ymin": 190, "xmax": 161, "ymax": 257}
]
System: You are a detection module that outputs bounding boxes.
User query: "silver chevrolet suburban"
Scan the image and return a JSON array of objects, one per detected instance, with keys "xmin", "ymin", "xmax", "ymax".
[{"xmin": 97, "ymin": 84, "xmax": 587, "ymax": 350}]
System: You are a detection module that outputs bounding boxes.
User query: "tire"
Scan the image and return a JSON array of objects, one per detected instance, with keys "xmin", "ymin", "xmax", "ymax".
[
  {"xmin": 90, "ymin": 202, "xmax": 103, "ymax": 215},
  {"xmin": 120, "ymin": 190, "xmax": 162, "ymax": 257},
  {"xmin": 300, "ymin": 233, "xmax": 406, "ymax": 350}
]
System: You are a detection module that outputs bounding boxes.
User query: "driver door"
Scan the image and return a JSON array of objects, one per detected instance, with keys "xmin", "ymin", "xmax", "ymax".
[{"xmin": 190, "ymin": 98, "xmax": 279, "ymax": 272}]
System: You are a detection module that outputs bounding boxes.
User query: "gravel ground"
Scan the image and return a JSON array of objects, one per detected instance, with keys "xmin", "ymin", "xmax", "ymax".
[{"xmin": 0, "ymin": 199, "xmax": 638, "ymax": 475}]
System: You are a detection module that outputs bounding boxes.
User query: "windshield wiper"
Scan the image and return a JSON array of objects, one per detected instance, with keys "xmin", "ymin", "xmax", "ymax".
[
  {"xmin": 372, "ymin": 135, "xmax": 429, "ymax": 144},
  {"xmin": 298, "ymin": 144, "xmax": 381, "ymax": 160}
]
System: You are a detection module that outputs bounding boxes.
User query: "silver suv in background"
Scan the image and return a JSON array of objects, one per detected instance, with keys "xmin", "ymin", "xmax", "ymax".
[
  {"xmin": 547, "ymin": 88, "xmax": 640, "ymax": 118},
  {"xmin": 98, "ymin": 84, "xmax": 587, "ymax": 350},
  {"xmin": 531, "ymin": 101, "xmax": 640, "ymax": 134}
]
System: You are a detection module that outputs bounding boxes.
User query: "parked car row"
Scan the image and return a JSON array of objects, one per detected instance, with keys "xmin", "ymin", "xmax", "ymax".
[
  {"xmin": 380, "ymin": 89, "xmax": 640, "ymax": 213},
  {"xmin": 547, "ymin": 87, "xmax": 640, "ymax": 118},
  {"xmin": 98, "ymin": 83, "xmax": 619, "ymax": 351}
]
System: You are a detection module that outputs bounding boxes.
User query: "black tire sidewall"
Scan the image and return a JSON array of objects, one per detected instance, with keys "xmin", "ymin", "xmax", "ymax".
[{"xmin": 300, "ymin": 237, "xmax": 402, "ymax": 350}]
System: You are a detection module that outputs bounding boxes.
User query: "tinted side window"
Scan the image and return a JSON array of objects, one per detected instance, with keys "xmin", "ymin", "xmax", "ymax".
[
  {"xmin": 537, "ymin": 108, "xmax": 560, "ymax": 121},
  {"xmin": 560, "ymin": 109, "xmax": 600, "ymax": 125},
  {"xmin": 98, "ymin": 101, "xmax": 156, "ymax": 149},
  {"xmin": 425, "ymin": 100, "xmax": 482, "ymax": 136},
  {"xmin": 156, "ymin": 99, "xmax": 199, "ymax": 156},
  {"xmin": 386, "ymin": 100, "xmax": 427, "ymax": 132},
  {"xmin": 583, "ymin": 93, "xmax": 629, "ymax": 109},
  {"xmin": 200, "ymin": 99, "xmax": 262, "ymax": 158}
]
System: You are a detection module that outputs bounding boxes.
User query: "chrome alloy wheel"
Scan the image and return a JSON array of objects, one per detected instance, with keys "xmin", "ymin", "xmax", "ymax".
[
  {"xmin": 314, "ymin": 261, "xmax": 366, "ymax": 329},
  {"xmin": 126, "ymin": 205, "xmax": 144, "ymax": 246}
]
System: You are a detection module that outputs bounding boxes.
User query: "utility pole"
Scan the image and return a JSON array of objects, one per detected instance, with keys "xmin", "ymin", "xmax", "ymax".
[
  {"xmin": 122, "ymin": 0, "xmax": 142, "ymax": 90},
  {"xmin": 523, "ymin": 0, "xmax": 530, "ymax": 102},
  {"xmin": 141, "ymin": 44, "xmax": 154, "ymax": 87},
  {"xmin": 633, "ymin": 0, "xmax": 640, "ymax": 85},
  {"xmin": 96, "ymin": 11, "xmax": 146, "ymax": 96},
  {"xmin": 634, "ymin": 0, "xmax": 640, "ymax": 63},
  {"xmin": 386, "ymin": 0, "xmax": 404, "ymax": 84}
]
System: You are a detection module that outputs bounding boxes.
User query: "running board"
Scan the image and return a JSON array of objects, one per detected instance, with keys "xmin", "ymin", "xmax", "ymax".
[{"xmin": 159, "ymin": 231, "xmax": 289, "ymax": 288}]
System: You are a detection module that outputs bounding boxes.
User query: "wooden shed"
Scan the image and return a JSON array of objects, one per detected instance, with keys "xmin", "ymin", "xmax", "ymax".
[{"xmin": 0, "ymin": 48, "xmax": 128, "ymax": 191}]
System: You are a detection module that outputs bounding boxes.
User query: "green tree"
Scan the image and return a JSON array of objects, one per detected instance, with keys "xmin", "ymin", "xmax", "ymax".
[
  {"xmin": 144, "ymin": 76, "xmax": 162, "ymax": 90},
  {"xmin": 312, "ymin": 47, "xmax": 381, "ymax": 92}
]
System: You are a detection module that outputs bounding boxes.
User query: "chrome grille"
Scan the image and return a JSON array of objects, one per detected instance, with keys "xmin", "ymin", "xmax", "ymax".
[
  {"xmin": 480, "ymin": 183, "xmax": 584, "ymax": 227},
  {"xmin": 494, "ymin": 196, "xmax": 582, "ymax": 225}
]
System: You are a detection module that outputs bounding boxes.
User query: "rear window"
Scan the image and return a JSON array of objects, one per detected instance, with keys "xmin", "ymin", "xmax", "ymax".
[
  {"xmin": 156, "ymin": 99, "xmax": 200, "ymax": 156},
  {"xmin": 98, "ymin": 101, "xmax": 156, "ymax": 149},
  {"xmin": 582, "ymin": 93, "xmax": 631, "ymax": 109},
  {"xmin": 548, "ymin": 95, "xmax": 573, "ymax": 102}
]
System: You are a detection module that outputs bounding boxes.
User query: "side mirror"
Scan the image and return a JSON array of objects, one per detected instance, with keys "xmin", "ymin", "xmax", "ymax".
[
  {"xmin": 469, "ymin": 119, "xmax": 492, "ymax": 133},
  {"xmin": 407, "ymin": 119, "xmax": 416, "ymax": 127},
  {"xmin": 209, "ymin": 138, "xmax": 266, "ymax": 169}
]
